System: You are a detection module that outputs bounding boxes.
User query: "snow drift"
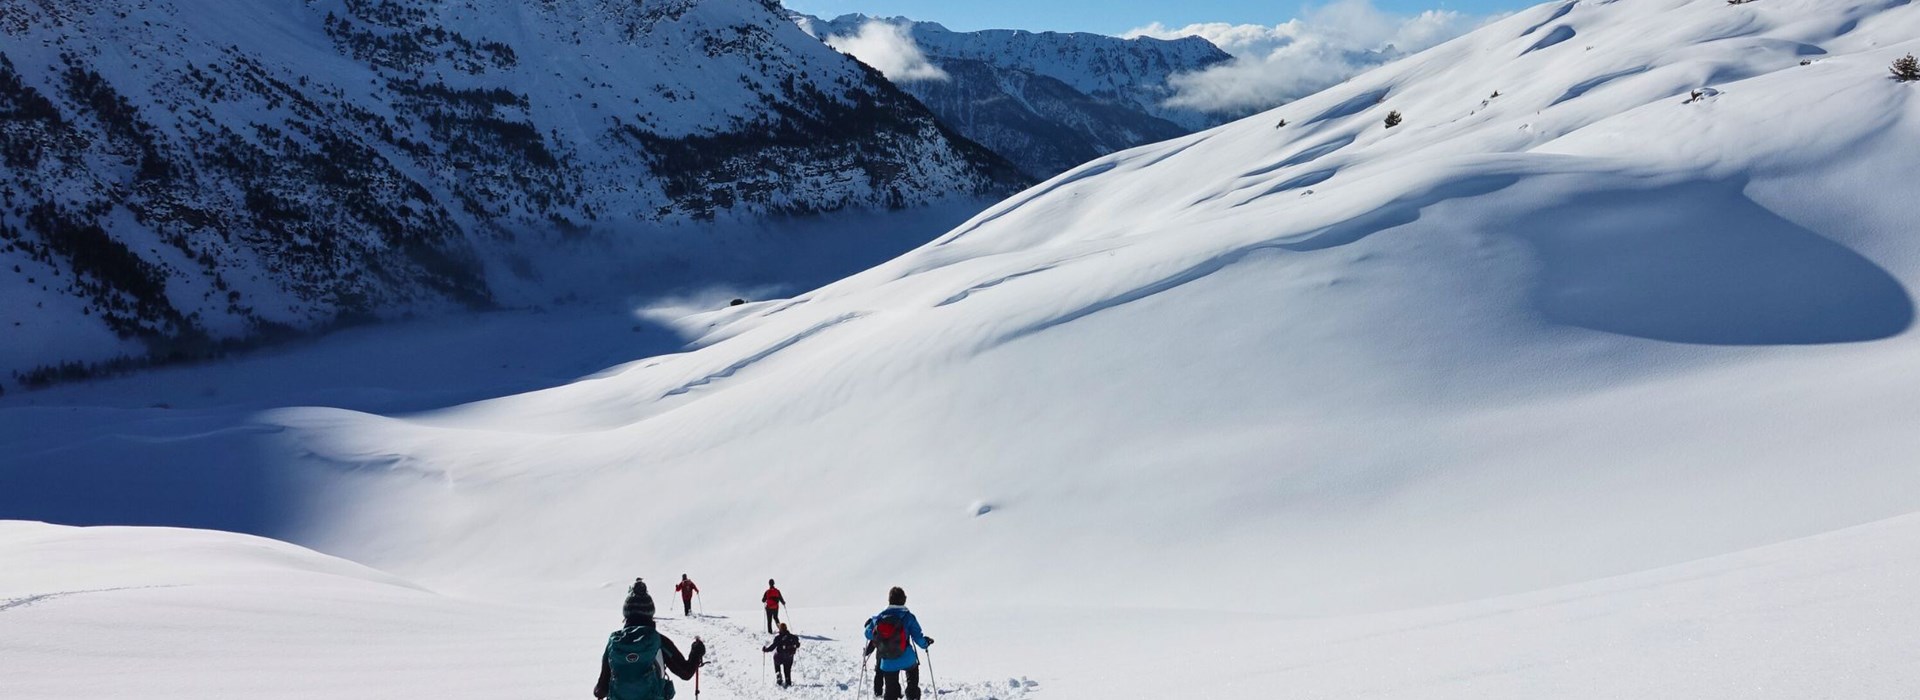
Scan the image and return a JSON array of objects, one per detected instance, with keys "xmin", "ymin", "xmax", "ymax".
[
  {"xmin": 237, "ymin": 0, "xmax": 1920, "ymax": 621},
  {"xmin": 8, "ymin": 0, "xmax": 1920, "ymax": 697}
]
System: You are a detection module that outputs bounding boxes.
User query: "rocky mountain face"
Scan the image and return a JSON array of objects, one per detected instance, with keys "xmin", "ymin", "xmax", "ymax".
[
  {"xmin": 794, "ymin": 13, "xmax": 1232, "ymax": 178},
  {"xmin": 0, "ymin": 0, "xmax": 1026, "ymax": 387}
]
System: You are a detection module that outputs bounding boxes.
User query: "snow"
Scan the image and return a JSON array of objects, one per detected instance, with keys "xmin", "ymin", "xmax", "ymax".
[
  {"xmin": 8, "ymin": 0, "xmax": 1920, "ymax": 697},
  {"xmin": 0, "ymin": 0, "xmax": 1013, "ymax": 378},
  {"xmin": 5, "ymin": 512, "xmax": 1918, "ymax": 698},
  {"xmin": 793, "ymin": 12, "xmax": 1232, "ymax": 130}
]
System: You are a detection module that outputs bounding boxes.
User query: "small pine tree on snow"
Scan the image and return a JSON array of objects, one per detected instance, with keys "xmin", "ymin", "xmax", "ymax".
[
  {"xmin": 1893, "ymin": 54, "xmax": 1920, "ymax": 82},
  {"xmin": 1275, "ymin": 118, "xmax": 1289, "ymax": 128},
  {"xmin": 1384, "ymin": 110, "xmax": 1403, "ymax": 129}
]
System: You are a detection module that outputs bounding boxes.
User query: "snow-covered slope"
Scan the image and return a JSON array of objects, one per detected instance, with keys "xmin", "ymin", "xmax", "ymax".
[
  {"xmin": 794, "ymin": 13, "xmax": 1231, "ymax": 177},
  {"xmin": 6, "ymin": 511, "xmax": 1920, "ymax": 698},
  {"xmin": 253, "ymin": 0, "xmax": 1920, "ymax": 616},
  {"xmin": 8, "ymin": 0, "xmax": 1920, "ymax": 695},
  {"xmin": 0, "ymin": 0, "xmax": 1024, "ymax": 385}
]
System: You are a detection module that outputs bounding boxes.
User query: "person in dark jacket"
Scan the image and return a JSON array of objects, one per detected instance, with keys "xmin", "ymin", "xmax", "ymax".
[
  {"xmin": 762, "ymin": 622, "xmax": 801, "ymax": 687},
  {"xmin": 762, "ymin": 579, "xmax": 785, "ymax": 633},
  {"xmin": 594, "ymin": 579, "xmax": 705, "ymax": 700},
  {"xmin": 673, "ymin": 574, "xmax": 699, "ymax": 617},
  {"xmin": 863, "ymin": 586, "xmax": 933, "ymax": 700}
]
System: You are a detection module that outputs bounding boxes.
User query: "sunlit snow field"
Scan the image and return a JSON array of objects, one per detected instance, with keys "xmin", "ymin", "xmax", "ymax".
[{"xmin": 7, "ymin": 0, "xmax": 1920, "ymax": 697}]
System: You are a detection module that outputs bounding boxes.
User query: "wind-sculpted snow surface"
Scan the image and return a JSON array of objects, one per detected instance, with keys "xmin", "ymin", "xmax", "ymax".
[
  {"xmin": 6, "ymin": 510, "xmax": 1920, "ymax": 698},
  {"xmin": 13, "ymin": 0, "xmax": 1920, "ymax": 695},
  {"xmin": 250, "ymin": 0, "xmax": 1920, "ymax": 623}
]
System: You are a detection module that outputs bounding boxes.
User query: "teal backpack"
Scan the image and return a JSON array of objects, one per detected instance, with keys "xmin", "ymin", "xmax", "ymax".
[{"xmin": 604, "ymin": 625, "xmax": 673, "ymax": 700}]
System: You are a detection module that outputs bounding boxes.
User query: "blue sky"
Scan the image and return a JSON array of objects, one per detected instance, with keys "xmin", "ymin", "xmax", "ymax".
[{"xmin": 784, "ymin": 0, "xmax": 1543, "ymax": 35}]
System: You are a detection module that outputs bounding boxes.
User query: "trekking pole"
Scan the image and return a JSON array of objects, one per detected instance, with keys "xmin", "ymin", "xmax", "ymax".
[
  {"xmin": 860, "ymin": 653, "xmax": 869, "ymax": 700},
  {"xmin": 923, "ymin": 646, "xmax": 936, "ymax": 698}
]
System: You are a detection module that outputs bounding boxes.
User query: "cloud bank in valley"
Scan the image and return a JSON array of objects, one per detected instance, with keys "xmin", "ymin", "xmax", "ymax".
[
  {"xmin": 1128, "ymin": 0, "xmax": 1496, "ymax": 116},
  {"xmin": 821, "ymin": 20, "xmax": 951, "ymax": 82}
]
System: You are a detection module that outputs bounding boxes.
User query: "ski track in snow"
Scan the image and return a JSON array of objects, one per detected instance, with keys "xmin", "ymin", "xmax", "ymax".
[
  {"xmin": 936, "ymin": 267, "xmax": 1061, "ymax": 307},
  {"xmin": 937, "ymin": 162, "xmax": 1121, "ymax": 246},
  {"xmin": 664, "ymin": 313, "xmax": 865, "ymax": 398},
  {"xmin": 0, "ymin": 586, "xmax": 171, "ymax": 613}
]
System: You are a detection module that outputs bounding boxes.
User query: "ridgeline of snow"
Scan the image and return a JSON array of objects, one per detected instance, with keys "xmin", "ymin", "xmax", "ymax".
[
  {"xmin": 0, "ymin": 0, "xmax": 1023, "ymax": 384},
  {"xmin": 262, "ymin": 0, "xmax": 1920, "ymax": 611},
  {"xmin": 7, "ymin": 0, "xmax": 1920, "ymax": 697}
]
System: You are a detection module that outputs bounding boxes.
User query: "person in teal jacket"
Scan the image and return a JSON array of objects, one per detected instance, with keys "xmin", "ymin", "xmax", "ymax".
[
  {"xmin": 594, "ymin": 579, "xmax": 704, "ymax": 700},
  {"xmin": 863, "ymin": 586, "xmax": 933, "ymax": 700}
]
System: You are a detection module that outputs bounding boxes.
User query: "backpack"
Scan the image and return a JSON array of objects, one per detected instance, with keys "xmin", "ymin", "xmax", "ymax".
[
  {"xmin": 605, "ymin": 626, "xmax": 674, "ymax": 700},
  {"xmin": 773, "ymin": 632, "xmax": 800, "ymax": 657},
  {"xmin": 872, "ymin": 611, "xmax": 910, "ymax": 661}
]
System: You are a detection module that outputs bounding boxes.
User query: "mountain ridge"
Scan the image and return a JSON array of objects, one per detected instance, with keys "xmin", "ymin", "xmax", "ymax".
[
  {"xmin": 793, "ymin": 11, "xmax": 1232, "ymax": 177},
  {"xmin": 0, "ymin": 0, "xmax": 1026, "ymax": 386}
]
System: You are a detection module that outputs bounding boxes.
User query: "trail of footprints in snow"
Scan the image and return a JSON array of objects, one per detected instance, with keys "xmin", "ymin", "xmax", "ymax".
[{"xmin": 658, "ymin": 614, "xmax": 1038, "ymax": 700}]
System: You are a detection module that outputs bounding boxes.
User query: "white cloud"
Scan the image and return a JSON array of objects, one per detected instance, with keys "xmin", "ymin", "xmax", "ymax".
[
  {"xmin": 1127, "ymin": 0, "xmax": 1498, "ymax": 115},
  {"xmin": 823, "ymin": 21, "xmax": 950, "ymax": 83}
]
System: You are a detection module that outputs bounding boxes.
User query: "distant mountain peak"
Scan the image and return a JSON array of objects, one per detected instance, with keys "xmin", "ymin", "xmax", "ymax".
[{"xmin": 792, "ymin": 11, "xmax": 1233, "ymax": 178}]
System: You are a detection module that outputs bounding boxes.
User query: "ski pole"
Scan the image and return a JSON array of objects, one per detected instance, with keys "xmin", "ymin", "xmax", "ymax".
[
  {"xmin": 923, "ymin": 646, "xmax": 936, "ymax": 698},
  {"xmin": 695, "ymin": 636, "xmax": 703, "ymax": 699}
]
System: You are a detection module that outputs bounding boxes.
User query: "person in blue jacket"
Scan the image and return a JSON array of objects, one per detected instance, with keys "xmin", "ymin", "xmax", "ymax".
[{"xmin": 863, "ymin": 586, "xmax": 933, "ymax": 700}]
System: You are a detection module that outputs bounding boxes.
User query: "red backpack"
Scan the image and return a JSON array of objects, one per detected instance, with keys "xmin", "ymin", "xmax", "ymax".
[{"xmin": 872, "ymin": 612, "xmax": 909, "ymax": 660}]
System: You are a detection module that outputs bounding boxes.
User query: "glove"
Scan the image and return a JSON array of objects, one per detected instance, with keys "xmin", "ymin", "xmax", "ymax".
[{"xmin": 922, "ymin": 637, "xmax": 934, "ymax": 647}]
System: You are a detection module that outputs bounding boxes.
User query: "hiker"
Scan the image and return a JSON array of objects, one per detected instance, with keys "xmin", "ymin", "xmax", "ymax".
[
  {"xmin": 673, "ymin": 574, "xmax": 699, "ymax": 617},
  {"xmin": 762, "ymin": 622, "xmax": 801, "ymax": 688},
  {"xmin": 762, "ymin": 579, "xmax": 785, "ymax": 633},
  {"xmin": 863, "ymin": 586, "xmax": 933, "ymax": 700},
  {"xmin": 594, "ymin": 579, "xmax": 705, "ymax": 700}
]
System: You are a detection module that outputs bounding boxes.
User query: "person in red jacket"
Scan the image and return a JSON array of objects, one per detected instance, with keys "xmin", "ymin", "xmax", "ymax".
[
  {"xmin": 762, "ymin": 578, "xmax": 785, "ymax": 633},
  {"xmin": 673, "ymin": 574, "xmax": 699, "ymax": 617}
]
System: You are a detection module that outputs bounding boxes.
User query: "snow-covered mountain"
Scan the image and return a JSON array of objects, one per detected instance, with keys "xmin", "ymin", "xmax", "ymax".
[
  {"xmin": 261, "ymin": 0, "xmax": 1920, "ymax": 613},
  {"xmin": 0, "ymin": 0, "xmax": 1025, "ymax": 386},
  {"xmin": 793, "ymin": 13, "xmax": 1232, "ymax": 177},
  {"xmin": 8, "ymin": 0, "xmax": 1920, "ymax": 696}
]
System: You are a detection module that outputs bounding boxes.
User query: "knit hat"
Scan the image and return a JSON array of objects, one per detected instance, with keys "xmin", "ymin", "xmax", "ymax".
[{"xmin": 623, "ymin": 578, "xmax": 656, "ymax": 625}]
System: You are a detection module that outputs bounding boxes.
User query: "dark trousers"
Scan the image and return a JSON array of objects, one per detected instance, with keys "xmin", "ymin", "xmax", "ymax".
[
  {"xmin": 874, "ymin": 665, "xmax": 920, "ymax": 700},
  {"xmin": 765, "ymin": 607, "xmax": 780, "ymax": 632},
  {"xmin": 774, "ymin": 657, "xmax": 794, "ymax": 686},
  {"xmin": 682, "ymin": 596, "xmax": 694, "ymax": 616}
]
